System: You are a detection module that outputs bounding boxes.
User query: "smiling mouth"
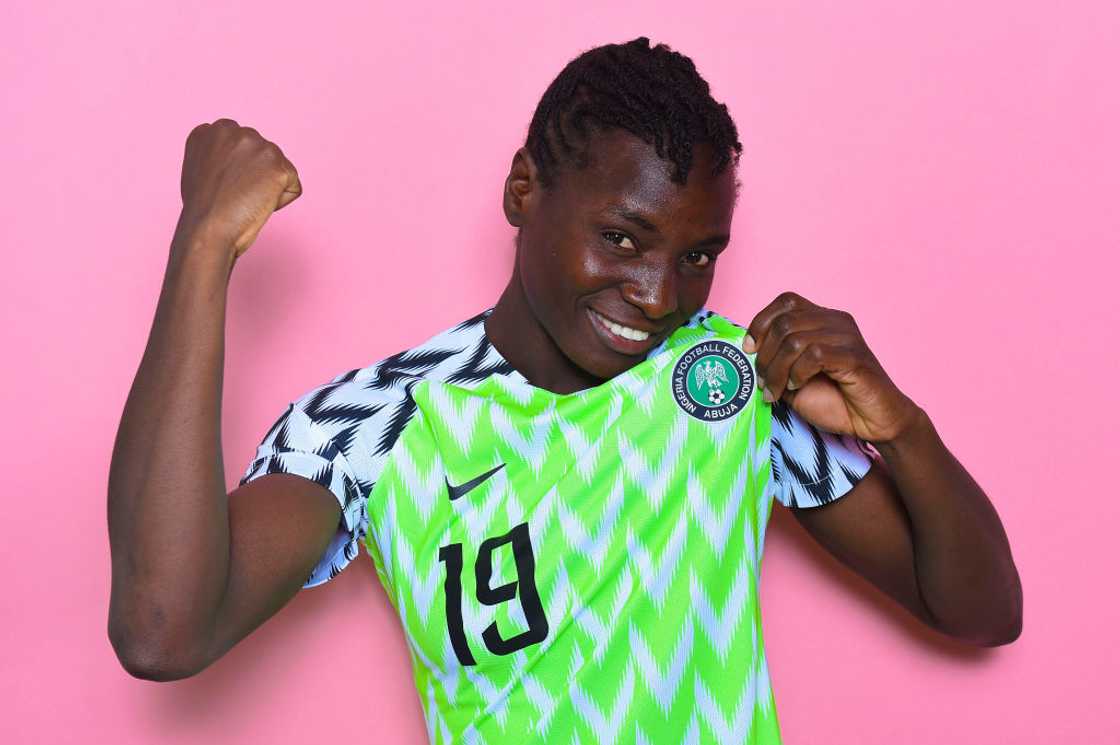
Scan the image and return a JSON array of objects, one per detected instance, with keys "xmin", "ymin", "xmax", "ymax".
[
  {"xmin": 587, "ymin": 308, "xmax": 660, "ymax": 355},
  {"xmin": 589, "ymin": 308, "xmax": 650, "ymax": 340}
]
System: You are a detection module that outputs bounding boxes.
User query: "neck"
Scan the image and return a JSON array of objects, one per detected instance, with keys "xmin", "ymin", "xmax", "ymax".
[{"xmin": 485, "ymin": 271, "xmax": 603, "ymax": 395}]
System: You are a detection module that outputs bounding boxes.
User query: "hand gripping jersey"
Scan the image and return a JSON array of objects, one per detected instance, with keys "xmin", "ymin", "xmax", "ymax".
[{"xmin": 240, "ymin": 308, "xmax": 875, "ymax": 744}]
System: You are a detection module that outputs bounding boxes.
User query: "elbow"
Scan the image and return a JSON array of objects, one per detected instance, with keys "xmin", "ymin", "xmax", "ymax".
[
  {"xmin": 920, "ymin": 572, "xmax": 1023, "ymax": 648},
  {"xmin": 108, "ymin": 617, "xmax": 208, "ymax": 682},
  {"xmin": 983, "ymin": 571, "xmax": 1024, "ymax": 647},
  {"xmin": 977, "ymin": 601, "xmax": 1023, "ymax": 648},
  {"xmin": 959, "ymin": 577, "xmax": 1024, "ymax": 648},
  {"xmin": 935, "ymin": 613, "xmax": 1021, "ymax": 648},
  {"xmin": 115, "ymin": 647, "xmax": 202, "ymax": 682},
  {"xmin": 972, "ymin": 609, "xmax": 1025, "ymax": 645},
  {"xmin": 969, "ymin": 613, "xmax": 1021, "ymax": 647}
]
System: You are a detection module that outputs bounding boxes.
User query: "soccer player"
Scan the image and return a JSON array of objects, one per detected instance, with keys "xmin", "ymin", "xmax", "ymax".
[{"xmin": 108, "ymin": 37, "xmax": 1021, "ymax": 744}]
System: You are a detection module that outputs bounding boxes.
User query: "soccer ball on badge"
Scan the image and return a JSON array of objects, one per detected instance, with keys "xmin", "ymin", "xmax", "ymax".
[{"xmin": 708, "ymin": 388, "xmax": 725, "ymax": 405}]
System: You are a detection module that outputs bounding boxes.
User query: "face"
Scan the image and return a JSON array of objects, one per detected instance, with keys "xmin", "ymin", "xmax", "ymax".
[{"xmin": 503, "ymin": 128, "xmax": 738, "ymax": 381}]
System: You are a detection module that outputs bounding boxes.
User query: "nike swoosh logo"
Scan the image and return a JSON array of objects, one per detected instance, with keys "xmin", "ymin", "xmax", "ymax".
[{"xmin": 445, "ymin": 463, "xmax": 505, "ymax": 501}]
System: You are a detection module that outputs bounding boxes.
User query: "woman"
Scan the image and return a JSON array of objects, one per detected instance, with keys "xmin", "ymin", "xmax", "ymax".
[{"xmin": 108, "ymin": 37, "xmax": 1021, "ymax": 744}]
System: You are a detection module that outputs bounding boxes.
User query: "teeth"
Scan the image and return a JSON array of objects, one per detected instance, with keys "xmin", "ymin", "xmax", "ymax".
[{"xmin": 593, "ymin": 310, "xmax": 649, "ymax": 341}]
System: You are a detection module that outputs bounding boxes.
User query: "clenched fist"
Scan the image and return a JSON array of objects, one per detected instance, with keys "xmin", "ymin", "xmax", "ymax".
[
  {"xmin": 743, "ymin": 291, "xmax": 922, "ymax": 443},
  {"xmin": 177, "ymin": 118, "xmax": 302, "ymax": 262}
]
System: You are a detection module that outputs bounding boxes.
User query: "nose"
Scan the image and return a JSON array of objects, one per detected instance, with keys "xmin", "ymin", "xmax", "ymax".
[{"xmin": 620, "ymin": 262, "xmax": 678, "ymax": 320}]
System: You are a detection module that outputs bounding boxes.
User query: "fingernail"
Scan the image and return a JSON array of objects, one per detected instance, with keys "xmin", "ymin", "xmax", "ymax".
[
  {"xmin": 743, "ymin": 334, "xmax": 756, "ymax": 352},
  {"xmin": 763, "ymin": 388, "xmax": 774, "ymax": 403},
  {"xmin": 787, "ymin": 379, "xmax": 798, "ymax": 391}
]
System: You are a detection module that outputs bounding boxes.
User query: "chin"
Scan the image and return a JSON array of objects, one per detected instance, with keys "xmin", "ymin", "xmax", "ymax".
[
  {"xmin": 543, "ymin": 304, "xmax": 653, "ymax": 382},
  {"xmin": 584, "ymin": 355, "xmax": 634, "ymax": 381},
  {"xmin": 566, "ymin": 335, "xmax": 644, "ymax": 381}
]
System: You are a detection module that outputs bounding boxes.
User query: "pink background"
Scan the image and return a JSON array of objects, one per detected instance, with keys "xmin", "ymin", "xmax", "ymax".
[{"xmin": 3, "ymin": 1, "xmax": 1117, "ymax": 742}]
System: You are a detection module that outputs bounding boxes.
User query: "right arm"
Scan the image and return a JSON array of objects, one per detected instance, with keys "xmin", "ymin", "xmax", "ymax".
[{"xmin": 107, "ymin": 119, "xmax": 341, "ymax": 681}]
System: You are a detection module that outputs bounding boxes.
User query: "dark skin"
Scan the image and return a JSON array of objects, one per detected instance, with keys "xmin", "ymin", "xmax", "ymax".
[
  {"xmin": 108, "ymin": 118, "xmax": 1018, "ymax": 684},
  {"xmin": 488, "ymin": 127, "xmax": 1022, "ymax": 646},
  {"xmin": 487, "ymin": 128, "xmax": 734, "ymax": 391}
]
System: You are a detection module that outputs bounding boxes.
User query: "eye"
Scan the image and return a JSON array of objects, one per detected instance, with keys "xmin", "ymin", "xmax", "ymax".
[
  {"xmin": 684, "ymin": 250, "xmax": 714, "ymax": 268},
  {"xmin": 602, "ymin": 230, "xmax": 637, "ymax": 251}
]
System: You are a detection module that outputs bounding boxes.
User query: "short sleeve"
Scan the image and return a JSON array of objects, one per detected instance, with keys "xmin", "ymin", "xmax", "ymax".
[
  {"xmin": 770, "ymin": 400, "xmax": 878, "ymax": 509},
  {"xmin": 238, "ymin": 400, "xmax": 370, "ymax": 588}
]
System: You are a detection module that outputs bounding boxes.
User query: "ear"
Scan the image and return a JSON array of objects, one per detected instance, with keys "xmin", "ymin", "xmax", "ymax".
[{"xmin": 502, "ymin": 147, "xmax": 539, "ymax": 228}]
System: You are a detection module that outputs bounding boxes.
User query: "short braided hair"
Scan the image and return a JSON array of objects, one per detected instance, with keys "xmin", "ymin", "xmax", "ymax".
[{"xmin": 525, "ymin": 36, "xmax": 743, "ymax": 190}]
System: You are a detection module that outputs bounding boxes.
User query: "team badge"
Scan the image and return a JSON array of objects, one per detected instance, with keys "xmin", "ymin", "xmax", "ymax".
[{"xmin": 671, "ymin": 339, "xmax": 756, "ymax": 421}]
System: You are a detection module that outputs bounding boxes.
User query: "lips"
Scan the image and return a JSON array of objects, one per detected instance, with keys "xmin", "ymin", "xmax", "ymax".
[{"xmin": 587, "ymin": 307, "xmax": 661, "ymax": 356}]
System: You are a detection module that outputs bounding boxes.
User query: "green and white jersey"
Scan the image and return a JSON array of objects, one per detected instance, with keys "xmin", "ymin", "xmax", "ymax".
[{"xmin": 240, "ymin": 307, "xmax": 875, "ymax": 744}]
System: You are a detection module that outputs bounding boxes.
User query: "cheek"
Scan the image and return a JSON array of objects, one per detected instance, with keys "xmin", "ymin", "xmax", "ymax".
[
  {"xmin": 516, "ymin": 237, "xmax": 574, "ymax": 330},
  {"xmin": 680, "ymin": 273, "xmax": 715, "ymax": 312},
  {"xmin": 518, "ymin": 237, "xmax": 562, "ymax": 299},
  {"xmin": 576, "ymin": 247, "xmax": 614, "ymax": 286},
  {"xmin": 522, "ymin": 234, "xmax": 607, "ymax": 300}
]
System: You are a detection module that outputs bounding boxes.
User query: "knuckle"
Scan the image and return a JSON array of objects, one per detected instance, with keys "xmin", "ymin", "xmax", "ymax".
[
  {"xmin": 266, "ymin": 143, "xmax": 287, "ymax": 163},
  {"xmin": 808, "ymin": 343, "xmax": 826, "ymax": 362},
  {"xmin": 777, "ymin": 291, "xmax": 801, "ymax": 309},
  {"xmin": 258, "ymin": 143, "xmax": 281, "ymax": 163},
  {"xmin": 772, "ymin": 315, "xmax": 792, "ymax": 336},
  {"xmin": 787, "ymin": 334, "xmax": 806, "ymax": 353}
]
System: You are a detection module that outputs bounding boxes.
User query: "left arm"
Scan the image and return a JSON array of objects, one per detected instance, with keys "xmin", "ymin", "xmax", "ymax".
[{"xmin": 746, "ymin": 291, "xmax": 1022, "ymax": 647}]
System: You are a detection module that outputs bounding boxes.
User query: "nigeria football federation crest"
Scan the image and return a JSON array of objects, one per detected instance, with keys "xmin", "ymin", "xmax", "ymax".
[{"xmin": 670, "ymin": 339, "xmax": 756, "ymax": 421}]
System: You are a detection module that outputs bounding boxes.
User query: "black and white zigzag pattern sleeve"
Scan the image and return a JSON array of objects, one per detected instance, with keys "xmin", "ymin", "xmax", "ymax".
[
  {"xmin": 770, "ymin": 400, "xmax": 879, "ymax": 509},
  {"xmin": 233, "ymin": 309, "xmax": 510, "ymax": 589},
  {"xmin": 238, "ymin": 397, "xmax": 369, "ymax": 588}
]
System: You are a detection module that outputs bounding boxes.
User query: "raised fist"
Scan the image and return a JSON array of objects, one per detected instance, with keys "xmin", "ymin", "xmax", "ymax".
[{"xmin": 178, "ymin": 118, "xmax": 302, "ymax": 260}]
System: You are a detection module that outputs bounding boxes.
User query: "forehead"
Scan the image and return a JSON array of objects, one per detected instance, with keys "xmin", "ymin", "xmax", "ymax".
[{"xmin": 548, "ymin": 128, "xmax": 737, "ymax": 230}]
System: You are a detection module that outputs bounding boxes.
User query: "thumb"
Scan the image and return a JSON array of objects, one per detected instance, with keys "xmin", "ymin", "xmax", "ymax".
[{"xmin": 274, "ymin": 163, "xmax": 302, "ymax": 211}]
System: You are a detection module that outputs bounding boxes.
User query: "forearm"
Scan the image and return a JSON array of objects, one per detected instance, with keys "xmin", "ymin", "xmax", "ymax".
[
  {"xmin": 873, "ymin": 409, "xmax": 1022, "ymax": 645},
  {"xmin": 107, "ymin": 218, "xmax": 236, "ymax": 674}
]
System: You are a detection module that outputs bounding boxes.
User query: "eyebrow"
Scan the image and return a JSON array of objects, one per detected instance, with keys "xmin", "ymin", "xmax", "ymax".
[
  {"xmin": 605, "ymin": 205, "xmax": 730, "ymax": 248},
  {"xmin": 607, "ymin": 206, "xmax": 661, "ymax": 233}
]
